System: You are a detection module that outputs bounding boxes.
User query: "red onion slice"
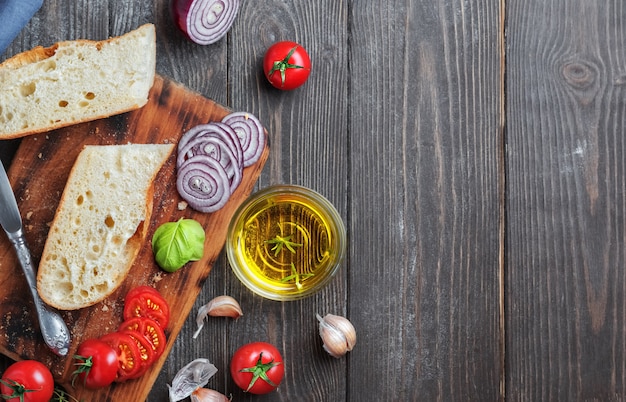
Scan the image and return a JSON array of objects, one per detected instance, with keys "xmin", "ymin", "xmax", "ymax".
[
  {"xmin": 177, "ymin": 155, "xmax": 231, "ymax": 213},
  {"xmin": 178, "ymin": 123, "xmax": 243, "ymax": 168},
  {"xmin": 173, "ymin": 0, "xmax": 240, "ymax": 45},
  {"xmin": 222, "ymin": 112, "xmax": 265, "ymax": 167},
  {"xmin": 178, "ymin": 124, "xmax": 212, "ymax": 155},
  {"xmin": 212, "ymin": 122, "xmax": 244, "ymax": 169}
]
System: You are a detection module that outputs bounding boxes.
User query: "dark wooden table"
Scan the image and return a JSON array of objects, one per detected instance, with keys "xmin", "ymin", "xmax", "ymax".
[{"xmin": 1, "ymin": 1, "xmax": 625, "ymax": 401}]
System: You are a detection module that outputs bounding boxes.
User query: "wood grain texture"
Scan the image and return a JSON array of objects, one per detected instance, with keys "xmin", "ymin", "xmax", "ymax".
[
  {"xmin": 193, "ymin": 1, "xmax": 352, "ymax": 401},
  {"xmin": 5, "ymin": 0, "xmax": 625, "ymax": 401},
  {"xmin": 506, "ymin": 1, "xmax": 626, "ymax": 400},
  {"xmin": 0, "ymin": 75, "xmax": 268, "ymax": 401},
  {"xmin": 348, "ymin": 1, "xmax": 503, "ymax": 400}
]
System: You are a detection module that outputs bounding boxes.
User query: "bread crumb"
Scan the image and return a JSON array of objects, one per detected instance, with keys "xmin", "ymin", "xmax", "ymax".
[
  {"xmin": 177, "ymin": 201, "xmax": 188, "ymax": 210},
  {"xmin": 38, "ymin": 153, "xmax": 43, "ymax": 159},
  {"xmin": 153, "ymin": 271, "xmax": 164, "ymax": 283},
  {"xmin": 26, "ymin": 211, "xmax": 33, "ymax": 219}
]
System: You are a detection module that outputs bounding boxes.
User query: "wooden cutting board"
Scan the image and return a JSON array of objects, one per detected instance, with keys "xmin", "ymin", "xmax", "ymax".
[{"xmin": 0, "ymin": 75, "xmax": 268, "ymax": 400}]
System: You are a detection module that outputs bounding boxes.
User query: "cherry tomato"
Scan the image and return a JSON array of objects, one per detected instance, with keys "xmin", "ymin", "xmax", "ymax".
[
  {"xmin": 0, "ymin": 360, "xmax": 54, "ymax": 402},
  {"xmin": 120, "ymin": 330, "xmax": 156, "ymax": 378},
  {"xmin": 72, "ymin": 339, "xmax": 118, "ymax": 389},
  {"xmin": 119, "ymin": 317, "xmax": 167, "ymax": 359},
  {"xmin": 100, "ymin": 332, "xmax": 143, "ymax": 382},
  {"xmin": 230, "ymin": 342, "xmax": 285, "ymax": 394},
  {"xmin": 263, "ymin": 41, "xmax": 311, "ymax": 90},
  {"xmin": 123, "ymin": 286, "xmax": 170, "ymax": 328}
]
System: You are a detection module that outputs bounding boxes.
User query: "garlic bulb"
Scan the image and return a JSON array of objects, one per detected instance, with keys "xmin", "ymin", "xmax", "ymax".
[
  {"xmin": 316, "ymin": 313, "xmax": 356, "ymax": 358},
  {"xmin": 191, "ymin": 388, "xmax": 231, "ymax": 402},
  {"xmin": 193, "ymin": 296, "xmax": 243, "ymax": 338}
]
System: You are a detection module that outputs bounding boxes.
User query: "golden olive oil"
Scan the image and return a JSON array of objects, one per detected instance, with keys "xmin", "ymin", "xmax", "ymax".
[{"xmin": 228, "ymin": 186, "xmax": 345, "ymax": 300}]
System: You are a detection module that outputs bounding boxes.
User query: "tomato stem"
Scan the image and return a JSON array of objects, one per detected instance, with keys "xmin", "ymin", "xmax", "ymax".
[
  {"xmin": 0, "ymin": 378, "xmax": 37, "ymax": 401},
  {"xmin": 267, "ymin": 45, "xmax": 305, "ymax": 88},
  {"xmin": 239, "ymin": 352, "xmax": 282, "ymax": 392},
  {"xmin": 70, "ymin": 354, "xmax": 94, "ymax": 387}
]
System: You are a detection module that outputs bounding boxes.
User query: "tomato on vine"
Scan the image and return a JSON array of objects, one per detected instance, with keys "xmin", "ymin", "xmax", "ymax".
[
  {"xmin": 0, "ymin": 360, "xmax": 54, "ymax": 402},
  {"xmin": 230, "ymin": 342, "xmax": 284, "ymax": 394},
  {"xmin": 263, "ymin": 41, "xmax": 311, "ymax": 90}
]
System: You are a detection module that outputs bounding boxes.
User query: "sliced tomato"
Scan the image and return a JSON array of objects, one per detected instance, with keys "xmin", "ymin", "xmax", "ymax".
[
  {"xmin": 119, "ymin": 317, "xmax": 167, "ymax": 359},
  {"xmin": 124, "ymin": 286, "xmax": 170, "ymax": 328},
  {"xmin": 120, "ymin": 330, "xmax": 156, "ymax": 378},
  {"xmin": 100, "ymin": 332, "xmax": 143, "ymax": 382}
]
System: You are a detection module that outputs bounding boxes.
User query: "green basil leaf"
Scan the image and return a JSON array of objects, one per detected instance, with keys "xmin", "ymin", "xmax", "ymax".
[{"xmin": 152, "ymin": 218, "xmax": 205, "ymax": 272}]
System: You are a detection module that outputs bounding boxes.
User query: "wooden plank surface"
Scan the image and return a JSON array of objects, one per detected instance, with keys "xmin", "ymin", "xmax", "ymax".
[
  {"xmin": 3, "ymin": 0, "xmax": 625, "ymax": 401},
  {"xmin": 505, "ymin": 1, "xmax": 626, "ymax": 400},
  {"xmin": 347, "ymin": 1, "xmax": 503, "ymax": 400}
]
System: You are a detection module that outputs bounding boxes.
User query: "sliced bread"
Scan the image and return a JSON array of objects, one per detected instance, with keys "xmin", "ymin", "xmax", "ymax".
[
  {"xmin": 0, "ymin": 23, "xmax": 156, "ymax": 139},
  {"xmin": 36, "ymin": 143, "xmax": 174, "ymax": 310}
]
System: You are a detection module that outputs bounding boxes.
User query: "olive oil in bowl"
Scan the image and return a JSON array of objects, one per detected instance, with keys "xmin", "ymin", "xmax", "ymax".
[{"xmin": 227, "ymin": 185, "xmax": 346, "ymax": 301}]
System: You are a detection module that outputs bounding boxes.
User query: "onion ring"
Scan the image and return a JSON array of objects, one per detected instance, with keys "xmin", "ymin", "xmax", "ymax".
[
  {"xmin": 222, "ymin": 112, "xmax": 265, "ymax": 167},
  {"xmin": 176, "ymin": 155, "xmax": 231, "ymax": 213}
]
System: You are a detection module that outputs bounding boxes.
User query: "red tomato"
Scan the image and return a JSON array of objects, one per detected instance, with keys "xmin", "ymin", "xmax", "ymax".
[
  {"xmin": 123, "ymin": 286, "xmax": 170, "ymax": 328},
  {"xmin": 0, "ymin": 360, "xmax": 54, "ymax": 402},
  {"xmin": 230, "ymin": 342, "xmax": 285, "ymax": 394},
  {"xmin": 119, "ymin": 317, "xmax": 167, "ymax": 359},
  {"xmin": 263, "ymin": 41, "xmax": 311, "ymax": 90},
  {"xmin": 120, "ymin": 330, "xmax": 156, "ymax": 378},
  {"xmin": 100, "ymin": 332, "xmax": 143, "ymax": 382},
  {"xmin": 72, "ymin": 339, "xmax": 118, "ymax": 389}
]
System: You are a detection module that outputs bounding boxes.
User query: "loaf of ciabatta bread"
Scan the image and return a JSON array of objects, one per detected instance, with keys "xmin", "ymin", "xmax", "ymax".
[
  {"xmin": 36, "ymin": 143, "xmax": 174, "ymax": 310},
  {"xmin": 0, "ymin": 23, "xmax": 156, "ymax": 139}
]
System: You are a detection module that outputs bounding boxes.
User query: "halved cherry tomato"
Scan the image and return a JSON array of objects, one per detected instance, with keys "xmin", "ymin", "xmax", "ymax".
[
  {"xmin": 121, "ymin": 330, "xmax": 156, "ymax": 378},
  {"xmin": 119, "ymin": 317, "xmax": 167, "ymax": 359},
  {"xmin": 72, "ymin": 339, "xmax": 118, "ymax": 389},
  {"xmin": 100, "ymin": 332, "xmax": 143, "ymax": 382},
  {"xmin": 123, "ymin": 286, "xmax": 170, "ymax": 328}
]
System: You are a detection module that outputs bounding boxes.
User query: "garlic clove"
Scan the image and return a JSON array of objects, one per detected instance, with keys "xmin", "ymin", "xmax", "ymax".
[
  {"xmin": 191, "ymin": 387, "xmax": 231, "ymax": 402},
  {"xmin": 316, "ymin": 313, "xmax": 356, "ymax": 358},
  {"xmin": 193, "ymin": 296, "xmax": 243, "ymax": 339},
  {"xmin": 205, "ymin": 295, "xmax": 243, "ymax": 319}
]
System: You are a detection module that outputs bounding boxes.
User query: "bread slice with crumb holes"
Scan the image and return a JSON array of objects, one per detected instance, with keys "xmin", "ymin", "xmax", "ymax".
[
  {"xmin": 36, "ymin": 143, "xmax": 174, "ymax": 310},
  {"xmin": 0, "ymin": 23, "xmax": 156, "ymax": 139}
]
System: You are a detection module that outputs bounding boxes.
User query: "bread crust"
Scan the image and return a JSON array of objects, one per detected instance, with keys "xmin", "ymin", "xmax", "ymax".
[{"xmin": 0, "ymin": 45, "xmax": 58, "ymax": 70}]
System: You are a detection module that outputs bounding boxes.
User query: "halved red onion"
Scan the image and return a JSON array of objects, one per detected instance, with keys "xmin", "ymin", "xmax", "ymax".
[
  {"xmin": 177, "ymin": 155, "xmax": 231, "ymax": 213},
  {"xmin": 222, "ymin": 112, "xmax": 265, "ymax": 167},
  {"xmin": 171, "ymin": 0, "xmax": 240, "ymax": 45}
]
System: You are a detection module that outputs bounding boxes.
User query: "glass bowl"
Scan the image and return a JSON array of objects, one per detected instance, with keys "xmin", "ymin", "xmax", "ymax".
[{"xmin": 226, "ymin": 185, "xmax": 346, "ymax": 301}]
